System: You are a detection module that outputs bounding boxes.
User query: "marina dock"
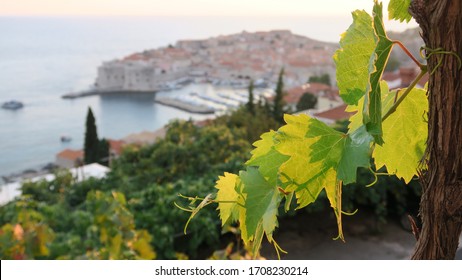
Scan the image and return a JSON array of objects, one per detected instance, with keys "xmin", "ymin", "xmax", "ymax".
[{"xmin": 154, "ymin": 96, "xmax": 215, "ymax": 114}]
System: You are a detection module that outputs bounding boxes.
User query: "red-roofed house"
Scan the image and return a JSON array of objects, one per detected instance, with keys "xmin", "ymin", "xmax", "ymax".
[
  {"xmin": 312, "ymin": 104, "xmax": 354, "ymax": 125},
  {"xmin": 108, "ymin": 139, "xmax": 125, "ymax": 158},
  {"xmin": 55, "ymin": 149, "xmax": 84, "ymax": 169},
  {"xmin": 383, "ymin": 67, "xmax": 429, "ymax": 89},
  {"xmin": 282, "ymin": 83, "xmax": 343, "ymax": 112}
]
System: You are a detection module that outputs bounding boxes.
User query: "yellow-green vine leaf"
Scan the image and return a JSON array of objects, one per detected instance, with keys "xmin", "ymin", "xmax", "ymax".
[
  {"xmin": 307, "ymin": 117, "xmax": 373, "ymax": 185},
  {"xmin": 373, "ymin": 88, "xmax": 428, "ymax": 183},
  {"xmin": 246, "ymin": 131, "xmax": 290, "ymax": 186},
  {"xmin": 347, "ymin": 81, "xmax": 393, "ymax": 133},
  {"xmin": 334, "ymin": 9, "xmax": 375, "ymax": 105},
  {"xmin": 275, "ymin": 114, "xmax": 373, "ymax": 240},
  {"xmin": 362, "ymin": 0, "xmax": 394, "ymax": 145},
  {"xmin": 388, "ymin": 0, "xmax": 412, "ymax": 23},
  {"xmin": 240, "ymin": 167, "xmax": 282, "ymax": 244},
  {"xmin": 275, "ymin": 114, "xmax": 324, "ymax": 207},
  {"xmin": 215, "ymin": 172, "xmax": 240, "ymax": 225}
]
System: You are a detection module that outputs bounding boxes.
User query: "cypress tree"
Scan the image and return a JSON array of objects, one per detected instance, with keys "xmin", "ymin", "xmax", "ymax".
[
  {"xmin": 246, "ymin": 80, "xmax": 255, "ymax": 115},
  {"xmin": 273, "ymin": 68, "xmax": 286, "ymax": 123},
  {"xmin": 84, "ymin": 107, "xmax": 99, "ymax": 164}
]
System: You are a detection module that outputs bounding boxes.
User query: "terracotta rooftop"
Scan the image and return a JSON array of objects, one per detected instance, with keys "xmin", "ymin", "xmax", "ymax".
[
  {"xmin": 56, "ymin": 149, "xmax": 84, "ymax": 161},
  {"xmin": 383, "ymin": 67, "xmax": 429, "ymax": 89},
  {"xmin": 282, "ymin": 83, "xmax": 336, "ymax": 104},
  {"xmin": 313, "ymin": 104, "xmax": 354, "ymax": 122},
  {"xmin": 108, "ymin": 139, "xmax": 125, "ymax": 156}
]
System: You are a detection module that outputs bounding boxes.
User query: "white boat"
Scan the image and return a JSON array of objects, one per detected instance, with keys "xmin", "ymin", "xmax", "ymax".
[{"xmin": 2, "ymin": 100, "xmax": 24, "ymax": 110}]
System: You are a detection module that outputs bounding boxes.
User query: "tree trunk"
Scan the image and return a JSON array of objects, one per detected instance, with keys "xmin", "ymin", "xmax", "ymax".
[{"xmin": 410, "ymin": 0, "xmax": 462, "ymax": 259}]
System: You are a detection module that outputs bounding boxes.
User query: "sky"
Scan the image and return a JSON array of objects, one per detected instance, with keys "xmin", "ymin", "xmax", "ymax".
[{"xmin": 2, "ymin": 0, "xmax": 397, "ymax": 17}]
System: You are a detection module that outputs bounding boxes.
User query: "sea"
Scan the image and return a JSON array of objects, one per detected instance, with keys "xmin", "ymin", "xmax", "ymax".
[{"xmin": 0, "ymin": 15, "xmax": 413, "ymax": 179}]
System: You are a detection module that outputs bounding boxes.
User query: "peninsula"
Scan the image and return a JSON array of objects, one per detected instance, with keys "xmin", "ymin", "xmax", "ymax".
[{"xmin": 92, "ymin": 30, "xmax": 337, "ymax": 93}]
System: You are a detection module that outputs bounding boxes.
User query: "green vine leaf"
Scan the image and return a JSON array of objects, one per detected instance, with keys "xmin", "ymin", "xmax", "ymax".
[
  {"xmin": 346, "ymin": 81, "xmax": 392, "ymax": 133},
  {"xmin": 373, "ymin": 87, "xmax": 428, "ymax": 183},
  {"xmin": 388, "ymin": 0, "xmax": 412, "ymax": 23},
  {"xmin": 337, "ymin": 126, "xmax": 374, "ymax": 184},
  {"xmin": 362, "ymin": 0, "xmax": 394, "ymax": 145},
  {"xmin": 334, "ymin": 9, "xmax": 375, "ymax": 105},
  {"xmin": 246, "ymin": 131, "xmax": 290, "ymax": 186},
  {"xmin": 240, "ymin": 167, "xmax": 282, "ymax": 251}
]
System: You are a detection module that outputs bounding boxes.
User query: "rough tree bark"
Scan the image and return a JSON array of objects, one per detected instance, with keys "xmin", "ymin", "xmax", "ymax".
[{"xmin": 410, "ymin": 0, "xmax": 462, "ymax": 259}]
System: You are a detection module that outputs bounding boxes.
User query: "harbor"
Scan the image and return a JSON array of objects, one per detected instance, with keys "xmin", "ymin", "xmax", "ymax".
[{"xmin": 154, "ymin": 84, "xmax": 272, "ymax": 114}]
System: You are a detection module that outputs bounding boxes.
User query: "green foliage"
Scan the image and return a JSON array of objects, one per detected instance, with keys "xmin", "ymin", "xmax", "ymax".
[
  {"xmin": 308, "ymin": 73, "xmax": 331, "ymax": 86},
  {"xmin": 132, "ymin": 178, "xmax": 220, "ymax": 259},
  {"xmin": 388, "ymin": 0, "xmax": 412, "ymax": 23},
  {"xmin": 110, "ymin": 120, "xmax": 251, "ymax": 187},
  {"xmin": 334, "ymin": 9, "xmax": 375, "ymax": 105},
  {"xmin": 362, "ymin": 1, "xmax": 394, "ymax": 145},
  {"xmin": 0, "ymin": 198, "xmax": 55, "ymax": 259},
  {"xmin": 372, "ymin": 87, "xmax": 428, "ymax": 183},
  {"xmin": 296, "ymin": 92, "xmax": 318, "ymax": 111},
  {"xmin": 214, "ymin": 105, "xmax": 280, "ymax": 144},
  {"xmin": 83, "ymin": 190, "xmax": 156, "ymax": 260}
]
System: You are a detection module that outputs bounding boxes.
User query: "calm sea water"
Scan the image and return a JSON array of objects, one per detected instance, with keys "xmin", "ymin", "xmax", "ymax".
[{"xmin": 0, "ymin": 15, "xmax": 358, "ymax": 177}]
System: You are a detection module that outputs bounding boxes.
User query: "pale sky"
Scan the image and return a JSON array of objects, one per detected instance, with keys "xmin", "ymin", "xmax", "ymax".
[{"xmin": 2, "ymin": 0, "xmax": 391, "ymax": 17}]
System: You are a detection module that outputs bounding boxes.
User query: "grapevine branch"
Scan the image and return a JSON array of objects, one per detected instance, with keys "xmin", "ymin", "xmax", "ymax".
[
  {"xmin": 382, "ymin": 68, "xmax": 428, "ymax": 122},
  {"xmin": 393, "ymin": 40, "xmax": 425, "ymax": 69}
]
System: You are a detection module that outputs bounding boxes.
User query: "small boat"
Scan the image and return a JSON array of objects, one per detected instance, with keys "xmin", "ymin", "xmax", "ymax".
[
  {"xmin": 2, "ymin": 100, "xmax": 24, "ymax": 110},
  {"xmin": 60, "ymin": 135, "xmax": 72, "ymax": 142}
]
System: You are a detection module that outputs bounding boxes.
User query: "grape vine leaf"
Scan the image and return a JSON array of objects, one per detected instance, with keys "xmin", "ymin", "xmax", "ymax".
[
  {"xmin": 388, "ymin": 0, "xmax": 412, "ymax": 23},
  {"xmin": 333, "ymin": 9, "xmax": 375, "ymax": 105},
  {"xmin": 275, "ymin": 114, "xmax": 324, "ymax": 207},
  {"xmin": 246, "ymin": 131, "xmax": 289, "ymax": 186},
  {"xmin": 306, "ymin": 117, "xmax": 373, "ymax": 185},
  {"xmin": 346, "ymin": 81, "xmax": 393, "ymax": 133},
  {"xmin": 373, "ymin": 87, "xmax": 428, "ymax": 183},
  {"xmin": 277, "ymin": 115, "xmax": 345, "ymax": 239},
  {"xmin": 274, "ymin": 114, "xmax": 373, "ymax": 240},
  {"xmin": 362, "ymin": 0, "xmax": 394, "ymax": 145},
  {"xmin": 337, "ymin": 126, "xmax": 374, "ymax": 183},
  {"xmin": 364, "ymin": 1, "xmax": 390, "ymax": 143},
  {"xmin": 240, "ymin": 167, "xmax": 282, "ymax": 250},
  {"xmin": 215, "ymin": 172, "xmax": 240, "ymax": 225}
]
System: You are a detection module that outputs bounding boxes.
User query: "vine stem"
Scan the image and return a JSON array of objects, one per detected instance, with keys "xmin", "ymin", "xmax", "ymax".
[
  {"xmin": 382, "ymin": 68, "xmax": 428, "ymax": 122},
  {"xmin": 393, "ymin": 40, "xmax": 425, "ymax": 69}
]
